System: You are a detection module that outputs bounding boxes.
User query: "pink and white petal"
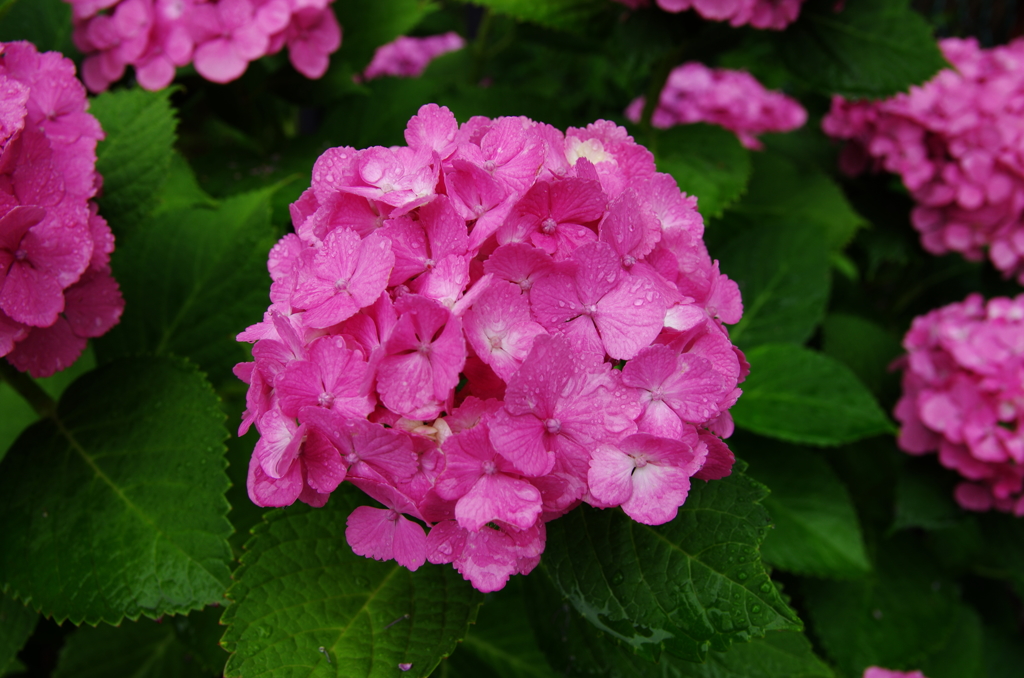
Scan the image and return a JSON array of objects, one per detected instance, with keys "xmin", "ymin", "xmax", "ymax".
[
  {"xmin": 621, "ymin": 463, "xmax": 692, "ymax": 525},
  {"xmin": 302, "ymin": 427, "xmax": 347, "ymax": 493},
  {"xmin": 193, "ymin": 39, "xmax": 249, "ymax": 84},
  {"xmin": 392, "ymin": 515, "xmax": 427, "ymax": 571},
  {"xmin": 455, "ymin": 473, "xmax": 542, "ymax": 532},
  {"xmin": 488, "ymin": 409, "xmax": 553, "ymax": 477},
  {"xmin": 5, "ymin": 317, "xmax": 86, "ymax": 377},
  {"xmin": 247, "ymin": 453, "xmax": 303, "ymax": 507},
  {"xmin": 346, "ymin": 506, "xmax": 396, "ymax": 562},
  {"xmin": 587, "ymin": 444, "xmax": 635, "ymax": 507}
]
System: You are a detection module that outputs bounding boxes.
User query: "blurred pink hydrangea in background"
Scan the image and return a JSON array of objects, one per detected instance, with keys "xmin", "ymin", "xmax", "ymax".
[
  {"xmin": 361, "ymin": 32, "xmax": 465, "ymax": 81},
  {"xmin": 894, "ymin": 293, "xmax": 1024, "ymax": 516},
  {"xmin": 234, "ymin": 104, "xmax": 747, "ymax": 592},
  {"xmin": 824, "ymin": 38, "xmax": 1024, "ymax": 284},
  {"xmin": 64, "ymin": 0, "xmax": 342, "ymax": 92},
  {"xmin": 626, "ymin": 61, "xmax": 807, "ymax": 149},
  {"xmin": 864, "ymin": 668, "xmax": 929, "ymax": 678},
  {"xmin": 0, "ymin": 41, "xmax": 124, "ymax": 377},
  {"xmin": 612, "ymin": 0, "xmax": 807, "ymax": 30}
]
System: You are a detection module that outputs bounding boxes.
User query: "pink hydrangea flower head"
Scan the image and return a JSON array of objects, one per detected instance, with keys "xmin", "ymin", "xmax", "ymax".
[
  {"xmin": 612, "ymin": 0, "xmax": 807, "ymax": 30},
  {"xmin": 626, "ymin": 61, "xmax": 807, "ymax": 150},
  {"xmin": 236, "ymin": 107, "xmax": 747, "ymax": 591},
  {"xmin": 823, "ymin": 38, "xmax": 1024, "ymax": 283},
  {"xmin": 893, "ymin": 292, "xmax": 1024, "ymax": 515},
  {"xmin": 64, "ymin": 0, "xmax": 343, "ymax": 91},
  {"xmin": 362, "ymin": 32, "xmax": 465, "ymax": 81},
  {"xmin": 0, "ymin": 42, "xmax": 123, "ymax": 377},
  {"xmin": 863, "ymin": 669, "xmax": 929, "ymax": 678}
]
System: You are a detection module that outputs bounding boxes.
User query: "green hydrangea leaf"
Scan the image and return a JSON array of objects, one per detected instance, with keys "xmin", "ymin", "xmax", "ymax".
[
  {"xmin": 53, "ymin": 611, "xmax": 223, "ymax": 678},
  {"xmin": 95, "ymin": 187, "xmax": 279, "ymax": 386},
  {"xmin": 540, "ymin": 471, "xmax": 800, "ymax": 664},
  {"xmin": 0, "ymin": 595, "xmax": 36, "ymax": 675},
  {"xmin": 0, "ymin": 0, "xmax": 75, "ymax": 55},
  {"xmin": 741, "ymin": 440, "xmax": 870, "ymax": 578},
  {"xmin": 457, "ymin": 0, "xmax": 609, "ymax": 32},
  {"xmin": 0, "ymin": 357, "xmax": 233, "ymax": 625},
  {"xmin": 730, "ymin": 151, "xmax": 867, "ymax": 252},
  {"xmin": 221, "ymin": 487, "xmax": 484, "ymax": 678},
  {"xmin": 711, "ymin": 218, "xmax": 831, "ymax": 349},
  {"xmin": 778, "ymin": 0, "xmax": 948, "ymax": 98},
  {"xmin": 90, "ymin": 88, "xmax": 178, "ymax": 239},
  {"xmin": 523, "ymin": 570, "xmax": 829, "ymax": 678},
  {"xmin": 731, "ymin": 344, "xmax": 896, "ymax": 446},
  {"xmin": 653, "ymin": 123, "xmax": 752, "ymax": 220},
  {"xmin": 803, "ymin": 539, "xmax": 985, "ymax": 678},
  {"xmin": 430, "ymin": 581, "xmax": 558, "ymax": 678},
  {"xmin": 334, "ymin": 0, "xmax": 437, "ymax": 69},
  {"xmin": 821, "ymin": 313, "xmax": 903, "ymax": 401}
]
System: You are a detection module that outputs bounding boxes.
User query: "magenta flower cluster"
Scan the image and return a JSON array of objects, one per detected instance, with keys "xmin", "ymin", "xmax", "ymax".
[
  {"xmin": 361, "ymin": 32, "xmax": 465, "ymax": 82},
  {"xmin": 823, "ymin": 38, "xmax": 1024, "ymax": 284},
  {"xmin": 626, "ymin": 61, "xmax": 807, "ymax": 150},
  {"xmin": 894, "ymin": 293, "xmax": 1024, "ymax": 516},
  {"xmin": 65, "ymin": 0, "xmax": 342, "ymax": 92},
  {"xmin": 235, "ymin": 104, "xmax": 746, "ymax": 592},
  {"xmin": 613, "ymin": 0, "xmax": 806, "ymax": 30},
  {"xmin": 0, "ymin": 42, "xmax": 124, "ymax": 378},
  {"xmin": 864, "ymin": 669, "xmax": 928, "ymax": 678}
]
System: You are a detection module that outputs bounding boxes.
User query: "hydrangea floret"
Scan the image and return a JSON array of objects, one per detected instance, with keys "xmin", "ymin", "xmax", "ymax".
[
  {"xmin": 63, "ymin": 0, "xmax": 342, "ymax": 92},
  {"xmin": 0, "ymin": 41, "xmax": 124, "ymax": 377},
  {"xmin": 864, "ymin": 669, "xmax": 929, "ymax": 678},
  {"xmin": 235, "ymin": 104, "xmax": 747, "ymax": 592},
  {"xmin": 824, "ymin": 38, "xmax": 1024, "ymax": 283},
  {"xmin": 361, "ymin": 32, "xmax": 465, "ymax": 82},
  {"xmin": 612, "ymin": 0, "xmax": 807, "ymax": 30},
  {"xmin": 626, "ymin": 61, "xmax": 807, "ymax": 149},
  {"xmin": 894, "ymin": 293, "xmax": 1024, "ymax": 516}
]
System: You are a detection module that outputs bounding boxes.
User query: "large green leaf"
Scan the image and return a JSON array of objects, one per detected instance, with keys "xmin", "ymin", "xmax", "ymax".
[
  {"xmin": 524, "ymin": 571, "xmax": 830, "ymax": 678},
  {"xmin": 0, "ymin": 595, "xmax": 36, "ymax": 675},
  {"xmin": 0, "ymin": 349, "xmax": 96, "ymax": 463},
  {"xmin": 90, "ymin": 88, "xmax": 178, "ymax": 239},
  {"xmin": 730, "ymin": 151, "xmax": 866, "ymax": 252},
  {"xmin": 652, "ymin": 124, "xmax": 752, "ymax": 220},
  {"xmin": 778, "ymin": 0, "xmax": 947, "ymax": 98},
  {"xmin": 731, "ymin": 344, "xmax": 895, "ymax": 446},
  {"xmin": 540, "ymin": 471, "xmax": 800, "ymax": 663},
  {"xmin": 802, "ymin": 540, "xmax": 985, "ymax": 678},
  {"xmin": 431, "ymin": 581, "xmax": 558, "ymax": 678},
  {"xmin": 0, "ymin": 0, "xmax": 75, "ymax": 56},
  {"xmin": 221, "ymin": 488, "xmax": 484, "ymax": 678},
  {"xmin": 711, "ymin": 218, "xmax": 831, "ymax": 349},
  {"xmin": 95, "ymin": 187, "xmax": 279, "ymax": 386},
  {"xmin": 459, "ymin": 0, "xmax": 609, "ymax": 31},
  {"xmin": 53, "ymin": 610, "xmax": 224, "ymax": 678},
  {"xmin": 821, "ymin": 313, "xmax": 902, "ymax": 401},
  {"xmin": 0, "ymin": 357, "xmax": 233, "ymax": 625},
  {"xmin": 334, "ymin": 1, "xmax": 437, "ymax": 69},
  {"xmin": 741, "ymin": 441, "xmax": 870, "ymax": 578}
]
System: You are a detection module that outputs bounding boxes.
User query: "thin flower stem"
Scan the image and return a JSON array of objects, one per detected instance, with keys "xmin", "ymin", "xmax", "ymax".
[{"xmin": 0, "ymin": 360, "xmax": 57, "ymax": 420}]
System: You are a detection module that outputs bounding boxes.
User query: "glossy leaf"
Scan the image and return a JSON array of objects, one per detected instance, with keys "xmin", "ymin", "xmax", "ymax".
[
  {"xmin": 0, "ymin": 0, "xmax": 75, "ymax": 55},
  {"xmin": 95, "ymin": 187, "xmax": 279, "ymax": 386},
  {"xmin": 90, "ymin": 88, "xmax": 178, "ymax": 238},
  {"xmin": 712, "ymin": 218, "xmax": 831, "ymax": 349},
  {"xmin": 541, "ymin": 471, "xmax": 800, "ymax": 663},
  {"xmin": 524, "ymin": 571, "xmax": 829, "ymax": 678},
  {"xmin": 779, "ymin": 0, "xmax": 948, "ymax": 98},
  {"xmin": 731, "ymin": 344, "xmax": 896, "ymax": 446},
  {"xmin": 221, "ymin": 488, "xmax": 484, "ymax": 678},
  {"xmin": 0, "ymin": 595, "xmax": 36, "ymax": 675},
  {"xmin": 821, "ymin": 313, "xmax": 902, "ymax": 401},
  {"xmin": 730, "ymin": 151, "xmax": 866, "ymax": 251},
  {"xmin": 741, "ymin": 441, "xmax": 870, "ymax": 578},
  {"xmin": 53, "ymin": 612, "xmax": 222, "ymax": 678},
  {"xmin": 459, "ymin": 0, "xmax": 609, "ymax": 31},
  {"xmin": 653, "ymin": 123, "xmax": 752, "ymax": 220},
  {"xmin": 802, "ymin": 540, "xmax": 985, "ymax": 678},
  {"xmin": 334, "ymin": 0, "xmax": 438, "ymax": 69},
  {"xmin": 0, "ymin": 357, "xmax": 233, "ymax": 625}
]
